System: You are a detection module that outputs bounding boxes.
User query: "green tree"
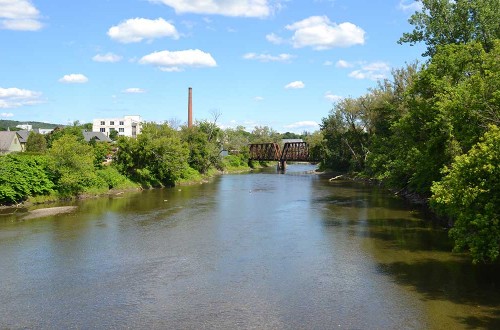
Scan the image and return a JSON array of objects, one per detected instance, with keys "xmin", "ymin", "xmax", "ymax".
[
  {"xmin": 399, "ymin": 0, "xmax": 500, "ymax": 56},
  {"xmin": 26, "ymin": 131, "xmax": 47, "ymax": 153},
  {"xmin": 109, "ymin": 129, "xmax": 119, "ymax": 141},
  {"xmin": 0, "ymin": 154, "xmax": 54, "ymax": 204},
  {"xmin": 48, "ymin": 135, "xmax": 98, "ymax": 196},
  {"xmin": 114, "ymin": 123, "xmax": 189, "ymax": 186},
  {"xmin": 376, "ymin": 42, "xmax": 500, "ymax": 194},
  {"xmin": 181, "ymin": 120, "xmax": 223, "ymax": 174},
  {"xmin": 303, "ymin": 130, "xmax": 325, "ymax": 162},
  {"xmin": 431, "ymin": 125, "xmax": 500, "ymax": 263},
  {"xmin": 250, "ymin": 126, "xmax": 280, "ymax": 144},
  {"xmin": 81, "ymin": 122, "xmax": 93, "ymax": 130},
  {"xmin": 46, "ymin": 126, "xmax": 85, "ymax": 148},
  {"xmin": 281, "ymin": 131, "xmax": 301, "ymax": 139},
  {"xmin": 90, "ymin": 140, "xmax": 111, "ymax": 169}
]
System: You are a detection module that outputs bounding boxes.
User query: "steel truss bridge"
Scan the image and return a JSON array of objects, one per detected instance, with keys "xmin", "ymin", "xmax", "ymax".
[{"xmin": 248, "ymin": 142, "xmax": 312, "ymax": 170}]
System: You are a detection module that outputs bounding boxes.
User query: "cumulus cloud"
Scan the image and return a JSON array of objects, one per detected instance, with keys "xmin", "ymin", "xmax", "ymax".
[
  {"xmin": 243, "ymin": 53, "xmax": 294, "ymax": 62},
  {"xmin": 139, "ymin": 49, "xmax": 217, "ymax": 72},
  {"xmin": 283, "ymin": 16, "xmax": 365, "ymax": 50},
  {"xmin": 0, "ymin": 87, "xmax": 42, "ymax": 108},
  {"xmin": 59, "ymin": 74, "xmax": 89, "ymax": 84},
  {"xmin": 335, "ymin": 59, "xmax": 353, "ymax": 68},
  {"xmin": 148, "ymin": 0, "xmax": 273, "ymax": 18},
  {"xmin": 324, "ymin": 91, "xmax": 342, "ymax": 103},
  {"xmin": 284, "ymin": 121, "xmax": 319, "ymax": 130},
  {"xmin": 1, "ymin": 112, "xmax": 14, "ymax": 117},
  {"xmin": 398, "ymin": 0, "xmax": 422, "ymax": 12},
  {"xmin": 0, "ymin": 0, "xmax": 43, "ymax": 31},
  {"xmin": 266, "ymin": 33, "xmax": 285, "ymax": 45},
  {"xmin": 254, "ymin": 96, "xmax": 264, "ymax": 101},
  {"xmin": 123, "ymin": 88, "xmax": 146, "ymax": 94},
  {"xmin": 348, "ymin": 61, "xmax": 390, "ymax": 81},
  {"xmin": 92, "ymin": 53, "xmax": 122, "ymax": 63},
  {"xmin": 108, "ymin": 18, "xmax": 179, "ymax": 43},
  {"xmin": 285, "ymin": 81, "xmax": 305, "ymax": 89}
]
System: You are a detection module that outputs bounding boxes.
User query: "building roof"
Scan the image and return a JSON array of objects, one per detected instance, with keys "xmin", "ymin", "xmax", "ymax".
[
  {"xmin": 16, "ymin": 130, "xmax": 30, "ymax": 143},
  {"xmin": 282, "ymin": 139, "xmax": 304, "ymax": 144},
  {"xmin": 0, "ymin": 131, "xmax": 19, "ymax": 151},
  {"xmin": 82, "ymin": 130, "xmax": 112, "ymax": 142}
]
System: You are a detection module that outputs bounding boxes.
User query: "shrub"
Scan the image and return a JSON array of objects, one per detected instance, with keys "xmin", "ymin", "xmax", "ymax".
[
  {"xmin": 0, "ymin": 154, "xmax": 54, "ymax": 204},
  {"xmin": 431, "ymin": 125, "xmax": 500, "ymax": 263}
]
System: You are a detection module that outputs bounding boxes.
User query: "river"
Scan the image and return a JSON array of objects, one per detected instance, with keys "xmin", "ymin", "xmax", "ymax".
[{"xmin": 1, "ymin": 164, "xmax": 499, "ymax": 329}]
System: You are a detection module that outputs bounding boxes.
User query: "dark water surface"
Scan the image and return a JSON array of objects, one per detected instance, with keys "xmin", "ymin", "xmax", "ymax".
[{"xmin": 1, "ymin": 164, "xmax": 500, "ymax": 329}]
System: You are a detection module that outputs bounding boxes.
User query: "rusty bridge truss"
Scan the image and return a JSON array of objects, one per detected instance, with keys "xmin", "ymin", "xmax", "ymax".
[{"xmin": 248, "ymin": 142, "xmax": 313, "ymax": 167}]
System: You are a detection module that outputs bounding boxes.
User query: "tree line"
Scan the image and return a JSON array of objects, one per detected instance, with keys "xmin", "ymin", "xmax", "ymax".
[
  {"xmin": 0, "ymin": 121, "xmax": 310, "ymax": 205},
  {"xmin": 314, "ymin": 0, "xmax": 500, "ymax": 263}
]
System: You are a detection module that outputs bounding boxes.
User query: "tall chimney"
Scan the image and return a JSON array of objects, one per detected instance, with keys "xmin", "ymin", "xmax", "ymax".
[{"xmin": 188, "ymin": 87, "xmax": 193, "ymax": 128}]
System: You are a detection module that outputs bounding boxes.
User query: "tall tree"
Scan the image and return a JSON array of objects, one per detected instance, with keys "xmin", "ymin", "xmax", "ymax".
[
  {"xmin": 26, "ymin": 131, "xmax": 47, "ymax": 153},
  {"xmin": 431, "ymin": 125, "xmax": 500, "ymax": 263},
  {"xmin": 399, "ymin": 0, "xmax": 500, "ymax": 56},
  {"xmin": 48, "ymin": 135, "xmax": 97, "ymax": 196},
  {"xmin": 114, "ymin": 123, "xmax": 189, "ymax": 186}
]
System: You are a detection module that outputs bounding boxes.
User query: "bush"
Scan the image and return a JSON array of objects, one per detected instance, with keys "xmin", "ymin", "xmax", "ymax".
[
  {"xmin": 431, "ymin": 125, "xmax": 500, "ymax": 263},
  {"xmin": 0, "ymin": 154, "xmax": 54, "ymax": 204},
  {"xmin": 222, "ymin": 154, "xmax": 248, "ymax": 169},
  {"xmin": 48, "ymin": 135, "xmax": 97, "ymax": 196},
  {"xmin": 96, "ymin": 166, "xmax": 135, "ymax": 189}
]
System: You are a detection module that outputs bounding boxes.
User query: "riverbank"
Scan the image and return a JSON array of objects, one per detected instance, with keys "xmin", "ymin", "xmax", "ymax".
[
  {"xmin": 0, "ymin": 162, "xmax": 274, "ymax": 212},
  {"xmin": 323, "ymin": 169, "xmax": 450, "ymax": 228}
]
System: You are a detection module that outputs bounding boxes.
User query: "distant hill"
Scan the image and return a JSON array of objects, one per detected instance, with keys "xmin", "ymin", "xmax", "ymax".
[{"xmin": 0, "ymin": 120, "xmax": 62, "ymax": 131}]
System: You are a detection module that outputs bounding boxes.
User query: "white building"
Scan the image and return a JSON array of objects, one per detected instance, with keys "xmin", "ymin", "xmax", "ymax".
[
  {"xmin": 92, "ymin": 115, "xmax": 142, "ymax": 138},
  {"xmin": 16, "ymin": 124, "xmax": 32, "ymax": 130}
]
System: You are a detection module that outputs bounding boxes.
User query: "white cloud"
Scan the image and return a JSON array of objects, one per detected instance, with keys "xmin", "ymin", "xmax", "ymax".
[
  {"xmin": 59, "ymin": 74, "xmax": 89, "ymax": 84},
  {"xmin": 123, "ymin": 88, "xmax": 146, "ymax": 94},
  {"xmin": 348, "ymin": 61, "xmax": 390, "ymax": 81},
  {"xmin": 324, "ymin": 91, "xmax": 342, "ymax": 103},
  {"xmin": 0, "ymin": 0, "xmax": 43, "ymax": 31},
  {"xmin": 284, "ymin": 121, "xmax": 319, "ymax": 129},
  {"xmin": 139, "ymin": 49, "xmax": 217, "ymax": 71},
  {"xmin": 108, "ymin": 18, "xmax": 179, "ymax": 43},
  {"xmin": 92, "ymin": 53, "xmax": 122, "ymax": 63},
  {"xmin": 1, "ymin": 112, "xmax": 14, "ymax": 117},
  {"xmin": 243, "ymin": 53, "xmax": 294, "ymax": 62},
  {"xmin": 266, "ymin": 33, "xmax": 285, "ymax": 45},
  {"xmin": 335, "ymin": 59, "xmax": 353, "ymax": 68},
  {"xmin": 0, "ymin": 87, "xmax": 42, "ymax": 108},
  {"xmin": 398, "ymin": 0, "xmax": 422, "ymax": 12},
  {"xmin": 284, "ymin": 16, "xmax": 365, "ymax": 50},
  {"xmin": 148, "ymin": 0, "xmax": 273, "ymax": 18},
  {"xmin": 285, "ymin": 81, "xmax": 305, "ymax": 89},
  {"xmin": 254, "ymin": 96, "xmax": 264, "ymax": 101}
]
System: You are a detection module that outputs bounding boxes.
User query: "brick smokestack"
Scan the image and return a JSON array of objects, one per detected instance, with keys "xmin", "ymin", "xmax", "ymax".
[{"xmin": 188, "ymin": 87, "xmax": 193, "ymax": 128}]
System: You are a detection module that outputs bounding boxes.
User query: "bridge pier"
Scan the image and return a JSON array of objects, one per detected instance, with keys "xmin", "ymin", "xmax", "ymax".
[{"xmin": 277, "ymin": 160, "xmax": 286, "ymax": 171}]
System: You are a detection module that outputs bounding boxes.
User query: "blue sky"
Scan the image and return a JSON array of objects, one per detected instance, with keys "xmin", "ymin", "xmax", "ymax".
[{"xmin": 0, "ymin": 0, "xmax": 425, "ymax": 133}]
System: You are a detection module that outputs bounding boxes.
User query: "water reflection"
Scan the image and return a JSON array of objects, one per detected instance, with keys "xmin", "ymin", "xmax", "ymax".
[
  {"xmin": 0, "ymin": 165, "xmax": 499, "ymax": 329},
  {"xmin": 315, "ymin": 177, "xmax": 500, "ymax": 329}
]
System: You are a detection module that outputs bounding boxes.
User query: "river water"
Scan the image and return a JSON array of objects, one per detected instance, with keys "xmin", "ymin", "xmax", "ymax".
[{"xmin": 1, "ymin": 164, "xmax": 499, "ymax": 329}]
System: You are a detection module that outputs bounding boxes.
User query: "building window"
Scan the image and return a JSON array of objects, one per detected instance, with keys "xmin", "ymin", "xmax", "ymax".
[
  {"xmin": 100, "ymin": 121, "xmax": 105, "ymax": 125},
  {"xmin": 100, "ymin": 128, "xmax": 105, "ymax": 132},
  {"xmin": 119, "ymin": 121, "xmax": 124, "ymax": 125},
  {"xmin": 110, "ymin": 121, "xmax": 115, "ymax": 125},
  {"xmin": 109, "ymin": 128, "xmax": 115, "ymax": 132},
  {"xmin": 119, "ymin": 128, "xmax": 124, "ymax": 132}
]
